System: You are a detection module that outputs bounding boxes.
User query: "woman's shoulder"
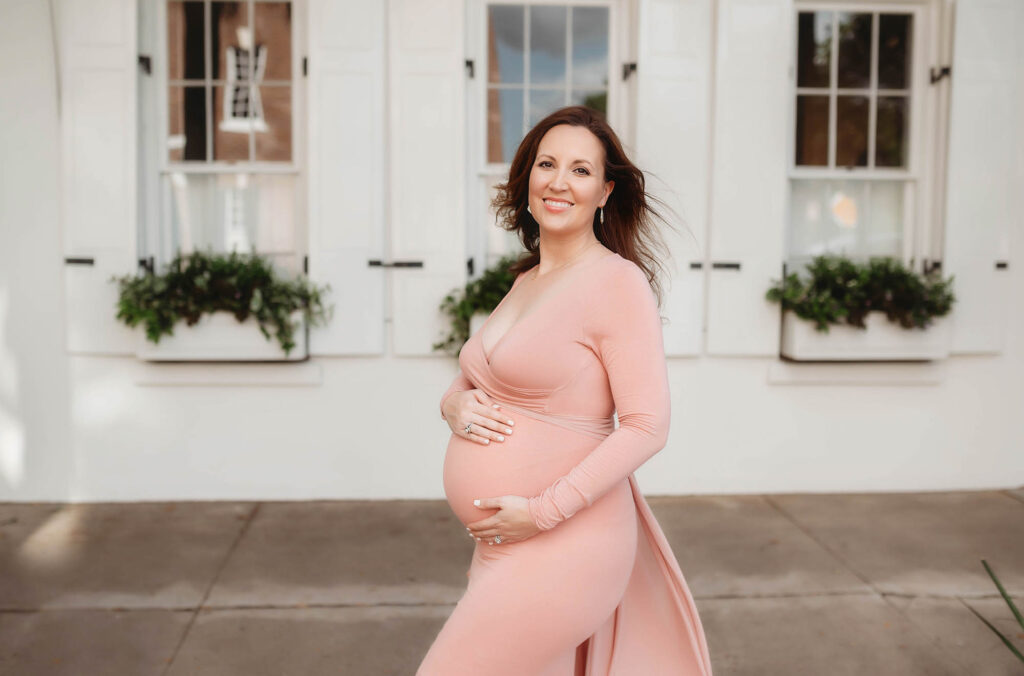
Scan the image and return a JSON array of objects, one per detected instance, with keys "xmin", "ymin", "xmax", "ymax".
[{"xmin": 596, "ymin": 253, "xmax": 653, "ymax": 296}]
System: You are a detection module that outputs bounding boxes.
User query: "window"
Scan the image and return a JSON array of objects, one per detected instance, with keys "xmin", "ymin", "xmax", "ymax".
[
  {"xmin": 143, "ymin": 0, "xmax": 303, "ymax": 274},
  {"xmin": 485, "ymin": 3, "xmax": 611, "ymax": 164},
  {"xmin": 788, "ymin": 7, "xmax": 918, "ymax": 265}
]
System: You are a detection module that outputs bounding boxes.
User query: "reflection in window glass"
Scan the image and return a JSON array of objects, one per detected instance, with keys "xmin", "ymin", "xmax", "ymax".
[
  {"xmin": 875, "ymin": 96, "xmax": 907, "ymax": 167},
  {"xmin": 788, "ymin": 179, "xmax": 903, "ymax": 261},
  {"xmin": 167, "ymin": 1, "xmax": 205, "ymax": 81},
  {"xmin": 166, "ymin": 173, "xmax": 298, "ymax": 262},
  {"xmin": 836, "ymin": 95, "xmax": 869, "ymax": 167},
  {"xmin": 488, "ymin": 88, "xmax": 523, "ymax": 164},
  {"xmin": 529, "ymin": 88, "xmax": 565, "ymax": 127},
  {"xmin": 485, "ymin": 4, "xmax": 608, "ymax": 164},
  {"xmin": 212, "ymin": 1, "xmax": 248, "ymax": 81},
  {"xmin": 837, "ymin": 13, "xmax": 871, "ymax": 89},
  {"xmin": 878, "ymin": 14, "xmax": 911, "ymax": 89},
  {"xmin": 254, "ymin": 2, "xmax": 291, "ymax": 81},
  {"xmin": 795, "ymin": 95, "xmax": 829, "ymax": 166},
  {"xmin": 572, "ymin": 7, "xmax": 608, "ymax": 87},
  {"xmin": 488, "ymin": 5, "xmax": 524, "ymax": 84},
  {"xmin": 796, "ymin": 11, "xmax": 831, "ymax": 88},
  {"xmin": 213, "ymin": 85, "xmax": 253, "ymax": 160},
  {"xmin": 168, "ymin": 86, "xmax": 208, "ymax": 161},
  {"xmin": 255, "ymin": 86, "xmax": 292, "ymax": 161},
  {"xmin": 571, "ymin": 90, "xmax": 607, "ymax": 116},
  {"xmin": 529, "ymin": 6, "xmax": 567, "ymax": 86}
]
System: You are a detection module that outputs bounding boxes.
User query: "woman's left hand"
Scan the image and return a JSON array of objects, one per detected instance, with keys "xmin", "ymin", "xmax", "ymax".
[{"xmin": 465, "ymin": 495, "xmax": 541, "ymax": 545}]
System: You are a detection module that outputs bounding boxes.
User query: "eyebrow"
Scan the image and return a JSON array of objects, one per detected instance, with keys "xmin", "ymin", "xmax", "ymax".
[{"xmin": 537, "ymin": 153, "xmax": 594, "ymax": 167}]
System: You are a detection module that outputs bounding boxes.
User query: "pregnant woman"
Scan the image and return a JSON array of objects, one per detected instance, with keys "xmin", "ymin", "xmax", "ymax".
[{"xmin": 418, "ymin": 106, "xmax": 712, "ymax": 675}]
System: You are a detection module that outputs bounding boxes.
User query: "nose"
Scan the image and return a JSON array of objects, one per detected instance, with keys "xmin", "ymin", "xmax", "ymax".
[{"xmin": 550, "ymin": 169, "xmax": 570, "ymax": 192}]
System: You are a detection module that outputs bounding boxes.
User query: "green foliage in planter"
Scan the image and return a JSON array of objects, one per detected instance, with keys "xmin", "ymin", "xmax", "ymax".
[
  {"xmin": 766, "ymin": 254, "xmax": 955, "ymax": 333},
  {"xmin": 113, "ymin": 249, "xmax": 332, "ymax": 356},
  {"xmin": 433, "ymin": 253, "xmax": 524, "ymax": 355}
]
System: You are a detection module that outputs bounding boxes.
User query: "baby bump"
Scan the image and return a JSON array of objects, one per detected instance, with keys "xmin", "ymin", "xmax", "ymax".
[{"xmin": 442, "ymin": 412, "xmax": 600, "ymax": 527}]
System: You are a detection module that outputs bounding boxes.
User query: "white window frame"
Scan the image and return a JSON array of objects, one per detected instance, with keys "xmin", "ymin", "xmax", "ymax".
[
  {"xmin": 139, "ymin": 0, "xmax": 307, "ymax": 270},
  {"xmin": 786, "ymin": 1, "xmax": 938, "ymax": 271},
  {"xmin": 464, "ymin": 0, "xmax": 630, "ymax": 274}
]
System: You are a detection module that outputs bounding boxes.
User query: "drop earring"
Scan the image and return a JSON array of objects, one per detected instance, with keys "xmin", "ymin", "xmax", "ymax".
[
  {"xmin": 599, "ymin": 206, "xmax": 604, "ymax": 225},
  {"xmin": 526, "ymin": 204, "xmax": 532, "ymax": 215}
]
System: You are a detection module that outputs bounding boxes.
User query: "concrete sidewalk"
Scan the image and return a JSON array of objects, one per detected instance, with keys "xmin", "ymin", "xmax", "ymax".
[{"xmin": 1, "ymin": 489, "xmax": 1022, "ymax": 675}]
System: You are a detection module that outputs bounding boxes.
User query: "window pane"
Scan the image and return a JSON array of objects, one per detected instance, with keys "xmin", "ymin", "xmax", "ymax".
[
  {"xmin": 528, "ymin": 88, "xmax": 564, "ymax": 127},
  {"xmin": 796, "ymin": 11, "xmax": 831, "ymax": 88},
  {"xmin": 212, "ymin": 1, "xmax": 249, "ymax": 82},
  {"xmin": 529, "ymin": 5, "xmax": 567, "ymax": 86},
  {"xmin": 487, "ymin": 88, "xmax": 523, "ymax": 163},
  {"xmin": 165, "ymin": 173, "xmax": 297, "ymax": 260},
  {"xmin": 878, "ymin": 14, "xmax": 912, "ymax": 89},
  {"xmin": 254, "ymin": 2, "xmax": 292, "ymax": 81},
  {"xmin": 168, "ymin": 86, "xmax": 208, "ymax": 162},
  {"xmin": 788, "ymin": 179, "xmax": 903, "ymax": 261},
  {"xmin": 836, "ymin": 95, "xmax": 868, "ymax": 167},
  {"xmin": 875, "ymin": 96, "xmax": 908, "ymax": 167},
  {"xmin": 571, "ymin": 89, "xmax": 606, "ymax": 116},
  {"xmin": 795, "ymin": 95, "xmax": 829, "ymax": 166},
  {"xmin": 865, "ymin": 181, "xmax": 904, "ymax": 256},
  {"xmin": 837, "ymin": 12, "xmax": 871, "ymax": 89},
  {"xmin": 488, "ymin": 5, "xmax": 524, "ymax": 84},
  {"xmin": 168, "ymin": 1, "xmax": 205, "ymax": 81},
  {"xmin": 213, "ymin": 85, "xmax": 252, "ymax": 161},
  {"xmin": 572, "ymin": 7, "xmax": 608, "ymax": 88},
  {"xmin": 255, "ymin": 86, "xmax": 291, "ymax": 162}
]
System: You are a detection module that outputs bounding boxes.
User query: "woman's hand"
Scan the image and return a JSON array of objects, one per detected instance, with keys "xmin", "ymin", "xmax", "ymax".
[
  {"xmin": 465, "ymin": 495, "xmax": 541, "ymax": 545},
  {"xmin": 442, "ymin": 389, "xmax": 515, "ymax": 446}
]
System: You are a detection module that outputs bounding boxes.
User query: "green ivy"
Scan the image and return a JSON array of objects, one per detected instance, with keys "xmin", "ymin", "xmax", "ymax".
[
  {"xmin": 433, "ymin": 253, "xmax": 523, "ymax": 355},
  {"xmin": 113, "ymin": 249, "xmax": 332, "ymax": 356},
  {"xmin": 766, "ymin": 254, "xmax": 955, "ymax": 333}
]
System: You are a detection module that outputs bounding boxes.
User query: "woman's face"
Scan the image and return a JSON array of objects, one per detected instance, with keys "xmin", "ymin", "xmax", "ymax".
[{"xmin": 527, "ymin": 124, "xmax": 614, "ymax": 236}]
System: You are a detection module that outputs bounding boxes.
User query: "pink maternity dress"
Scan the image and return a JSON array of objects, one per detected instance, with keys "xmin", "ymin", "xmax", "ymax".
[{"xmin": 418, "ymin": 252, "xmax": 713, "ymax": 675}]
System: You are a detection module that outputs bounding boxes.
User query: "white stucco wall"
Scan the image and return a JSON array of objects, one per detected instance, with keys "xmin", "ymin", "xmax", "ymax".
[
  {"xmin": 1, "ymin": 0, "xmax": 1021, "ymax": 502},
  {"xmin": 0, "ymin": 0, "xmax": 76, "ymax": 500}
]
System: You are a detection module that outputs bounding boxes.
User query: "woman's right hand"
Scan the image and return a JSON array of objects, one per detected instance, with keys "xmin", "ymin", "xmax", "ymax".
[{"xmin": 442, "ymin": 389, "xmax": 515, "ymax": 445}]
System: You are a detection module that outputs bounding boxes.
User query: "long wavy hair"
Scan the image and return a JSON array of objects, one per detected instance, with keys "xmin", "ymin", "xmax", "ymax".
[{"xmin": 491, "ymin": 105, "xmax": 682, "ymax": 308}]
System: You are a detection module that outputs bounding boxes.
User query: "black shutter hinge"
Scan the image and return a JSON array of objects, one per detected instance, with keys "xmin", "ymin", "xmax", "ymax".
[
  {"xmin": 465, "ymin": 59, "xmax": 475, "ymax": 78},
  {"xmin": 302, "ymin": 57, "xmax": 308, "ymax": 77},
  {"xmin": 929, "ymin": 65, "xmax": 951, "ymax": 84},
  {"xmin": 138, "ymin": 54, "xmax": 152, "ymax": 75},
  {"xmin": 622, "ymin": 62, "xmax": 637, "ymax": 81},
  {"xmin": 303, "ymin": 255, "xmax": 309, "ymax": 274}
]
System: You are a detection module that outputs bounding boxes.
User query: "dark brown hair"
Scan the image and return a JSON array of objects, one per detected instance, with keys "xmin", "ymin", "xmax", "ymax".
[{"xmin": 491, "ymin": 105, "xmax": 682, "ymax": 308}]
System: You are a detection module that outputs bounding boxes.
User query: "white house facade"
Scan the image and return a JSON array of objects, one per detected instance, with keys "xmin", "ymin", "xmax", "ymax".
[{"xmin": 0, "ymin": 0, "xmax": 1021, "ymax": 501}]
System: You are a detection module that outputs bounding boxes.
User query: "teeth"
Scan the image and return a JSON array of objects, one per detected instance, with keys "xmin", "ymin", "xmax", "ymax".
[{"xmin": 545, "ymin": 199, "xmax": 572, "ymax": 208}]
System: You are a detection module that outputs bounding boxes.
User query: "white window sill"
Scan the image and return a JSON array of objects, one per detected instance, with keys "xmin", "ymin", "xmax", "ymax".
[
  {"xmin": 767, "ymin": 359, "xmax": 948, "ymax": 386},
  {"xmin": 135, "ymin": 361, "xmax": 323, "ymax": 387}
]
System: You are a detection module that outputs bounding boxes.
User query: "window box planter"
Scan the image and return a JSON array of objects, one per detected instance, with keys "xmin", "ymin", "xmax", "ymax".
[
  {"xmin": 136, "ymin": 310, "xmax": 308, "ymax": 362},
  {"xmin": 780, "ymin": 309, "xmax": 951, "ymax": 361}
]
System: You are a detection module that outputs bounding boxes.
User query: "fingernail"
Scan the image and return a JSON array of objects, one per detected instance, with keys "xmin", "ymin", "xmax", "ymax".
[
  {"xmin": 505, "ymin": 428, "xmax": 512, "ymax": 434},
  {"xmin": 497, "ymin": 435, "xmax": 504, "ymax": 441},
  {"xmin": 473, "ymin": 499, "xmax": 480, "ymax": 506},
  {"xmin": 492, "ymin": 404, "xmax": 499, "ymax": 408},
  {"xmin": 507, "ymin": 420, "xmax": 514, "ymax": 425},
  {"xmin": 484, "ymin": 439, "xmax": 489, "ymax": 444}
]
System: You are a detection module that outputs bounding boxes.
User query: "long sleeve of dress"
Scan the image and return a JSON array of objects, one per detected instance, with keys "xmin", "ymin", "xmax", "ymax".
[
  {"xmin": 527, "ymin": 263, "xmax": 671, "ymax": 531},
  {"xmin": 440, "ymin": 371, "xmax": 476, "ymax": 421}
]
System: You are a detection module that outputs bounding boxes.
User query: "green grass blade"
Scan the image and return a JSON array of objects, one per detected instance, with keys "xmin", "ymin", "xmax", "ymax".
[
  {"xmin": 982, "ymin": 559, "xmax": 1024, "ymax": 631},
  {"xmin": 964, "ymin": 601, "xmax": 1024, "ymax": 664}
]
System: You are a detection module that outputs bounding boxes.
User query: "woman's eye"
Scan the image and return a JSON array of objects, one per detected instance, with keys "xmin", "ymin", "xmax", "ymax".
[
  {"xmin": 538, "ymin": 160, "xmax": 553, "ymax": 168},
  {"xmin": 574, "ymin": 167, "xmax": 590, "ymax": 176}
]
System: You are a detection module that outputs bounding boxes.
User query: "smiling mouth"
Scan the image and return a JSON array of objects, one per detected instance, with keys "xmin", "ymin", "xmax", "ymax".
[{"xmin": 543, "ymin": 198, "xmax": 574, "ymax": 208}]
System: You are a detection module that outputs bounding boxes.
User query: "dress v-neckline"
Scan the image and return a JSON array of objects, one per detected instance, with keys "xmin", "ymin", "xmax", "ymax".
[{"xmin": 478, "ymin": 252, "xmax": 618, "ymax": 366}]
